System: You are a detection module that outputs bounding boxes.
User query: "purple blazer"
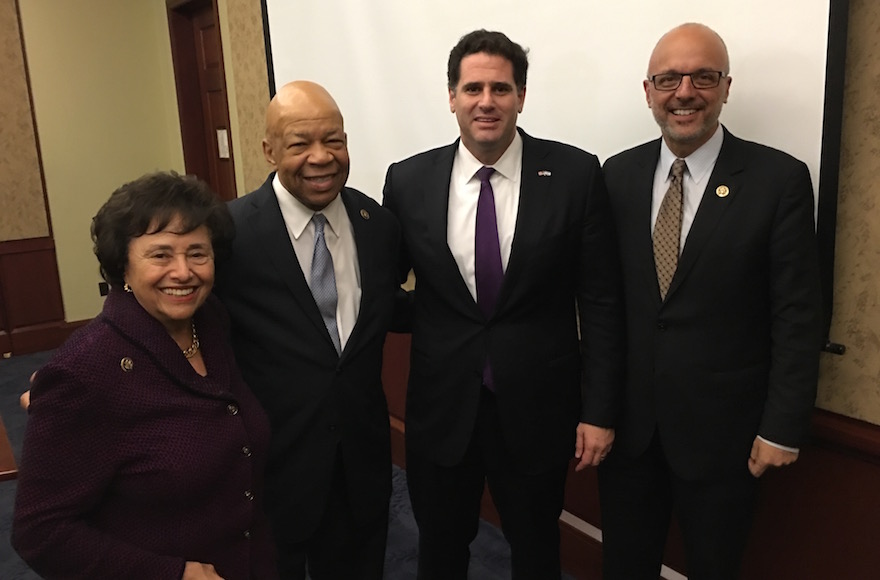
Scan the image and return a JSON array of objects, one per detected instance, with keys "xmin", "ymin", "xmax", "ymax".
[{"xmin": 12, "ymin": 289, "xmax": 278, "ymax": 579}]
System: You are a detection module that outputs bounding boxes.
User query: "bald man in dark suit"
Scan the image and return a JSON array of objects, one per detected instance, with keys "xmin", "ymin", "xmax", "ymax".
[
  {"xmin": 599, "ymin": 23, "xmax": 823, "ymax": 580},
  {"xmin": 216, "ymin": 81, "xmax": 401, "ymax": 580}
]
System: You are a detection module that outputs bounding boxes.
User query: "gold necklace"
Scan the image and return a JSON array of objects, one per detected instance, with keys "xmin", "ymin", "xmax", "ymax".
[{"xmin": 182, "ymin": 321, "xmax": 200, "ymax": 359}]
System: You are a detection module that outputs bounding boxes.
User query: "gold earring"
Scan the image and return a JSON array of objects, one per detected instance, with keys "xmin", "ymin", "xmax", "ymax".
[{"xmin": 123, "ymin": 283, "xmax": 132, "ymax": 293}]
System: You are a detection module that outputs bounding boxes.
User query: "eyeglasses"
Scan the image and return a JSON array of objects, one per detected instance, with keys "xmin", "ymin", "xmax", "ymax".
[{"xmin": 648, "ymin": 70, "xmax": 726, "ymax": 91}]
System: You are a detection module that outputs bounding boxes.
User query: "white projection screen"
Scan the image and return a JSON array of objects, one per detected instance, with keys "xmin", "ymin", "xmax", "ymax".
[{"xmin": 261, "ymin": 0, "xmax": 849, "ymax": 338}]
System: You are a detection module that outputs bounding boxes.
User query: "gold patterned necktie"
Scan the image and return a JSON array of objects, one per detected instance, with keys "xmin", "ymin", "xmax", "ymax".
[{"xmin": 653, "ymin": 158, "xmax": 687, "ymax": 300}]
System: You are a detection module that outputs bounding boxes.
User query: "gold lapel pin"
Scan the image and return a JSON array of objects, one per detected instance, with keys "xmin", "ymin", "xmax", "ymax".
[
  {"xmin": 360, "ymin": 209, "xmax": 370, "ymax": 220},
  {"xmin": 120, "ymin": 357, "xmax": 134, "ymax": 372},
  {"xmin": 716, "ymin": 185, "xmax": 730, "ymax": 198}
]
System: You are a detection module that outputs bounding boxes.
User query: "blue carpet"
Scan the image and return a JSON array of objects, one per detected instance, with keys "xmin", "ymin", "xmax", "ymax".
[{"xmin": 0, "ymin": 350, "xmax": 568, "ymax": 579}]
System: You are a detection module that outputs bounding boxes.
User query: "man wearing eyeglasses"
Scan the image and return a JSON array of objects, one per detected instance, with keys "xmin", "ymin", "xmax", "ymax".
[{"xmin": 599, "ymin": 23, "xmax": 823, "ymax": 579}]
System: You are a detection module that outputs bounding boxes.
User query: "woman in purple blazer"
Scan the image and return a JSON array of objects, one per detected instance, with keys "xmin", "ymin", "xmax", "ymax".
[{"xmin": 12, "ymin": 173, "xmax": 277, "ymax": 580}]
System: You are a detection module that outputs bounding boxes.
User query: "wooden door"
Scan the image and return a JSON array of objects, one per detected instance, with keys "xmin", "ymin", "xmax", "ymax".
[{"xmin": 167, "ymin": 0, "xmax": 236, "ymax": 200}]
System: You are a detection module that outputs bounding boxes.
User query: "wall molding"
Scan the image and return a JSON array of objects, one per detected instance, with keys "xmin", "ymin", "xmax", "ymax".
[
  {"xmin": 0, "ymin": 319, "xmax": 88, "ymax": 358},
  {"xmin": 811, "ymin": 406, "xmax": 880, "ymax": 460}
]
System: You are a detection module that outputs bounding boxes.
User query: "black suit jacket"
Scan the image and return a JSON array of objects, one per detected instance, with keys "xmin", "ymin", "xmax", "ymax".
[
  {"xmin": 215, "ymin": 175, "xmax": 401, "ymax": 543},
  {"xmin": 383, "ymin": 129, "xmax": 624, "ymax": 473},
  {"xmin": 604, "ymin": 127, "xmax": 823, "ymax": 480}
]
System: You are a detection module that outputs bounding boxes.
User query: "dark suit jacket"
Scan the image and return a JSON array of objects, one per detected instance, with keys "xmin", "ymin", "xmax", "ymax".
[
  {"xmin": 603, "ymin": 127, "xmax": 823, "ymax": 480},
  {"xmin": 383, "ymin": 129, "xmax": 624, "ymax": 473},
  {"xmin": 216, "ymin": 175, "xmax": 401, "ymax": 543},
  {"xmin": 13, "ymin": 291, "xmax": 276, "ymax": 580}
]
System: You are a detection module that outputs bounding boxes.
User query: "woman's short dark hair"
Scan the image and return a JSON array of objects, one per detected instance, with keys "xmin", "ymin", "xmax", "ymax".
[
  {"xmin": 447, "ymin": 29, "xmax": 529, "ymax": 92},
  {"xmin": 92, "ymin": 171, "xmax": 234, "ymax": 287}
]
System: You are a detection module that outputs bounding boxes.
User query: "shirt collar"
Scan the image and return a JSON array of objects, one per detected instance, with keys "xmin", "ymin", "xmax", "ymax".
[
  {"xmin": 658, "ymin": 123, "xmax": 724, "ymax": 182},
  {"xmin": 456, "ymin": 130, "xmax": 523, "ymax": 182},
  {"xmin": 272, "ymin": 173, "xmax": 346, "ymax": 239}
]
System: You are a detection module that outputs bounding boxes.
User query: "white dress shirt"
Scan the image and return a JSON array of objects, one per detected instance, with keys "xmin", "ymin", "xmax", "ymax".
[
  {"xmin": 272, "ymin": 174, "xmax": 361, "ymax": 350},
  {"xmin": 650, "ymin": 126, "xmax": 797, "ymax": 455},
  {"xmin": 447, "ymin": 132, "xmax": 523, "ymax": 302},
  {"xmin": 651, "ymin": 124, "xmax": 724, "ymax": 248}
]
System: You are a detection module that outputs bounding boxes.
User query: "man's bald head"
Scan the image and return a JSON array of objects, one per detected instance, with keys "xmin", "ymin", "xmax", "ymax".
[
  {"xmin": 644, "ymin": 23, "xmax": 732, "ymax": 158},
  {"xmin": 265, "ymin": 80, "xmax": 345, "ymax": 140},
  {"xmin": 262, "ymin": 81, "xmax": 350, "ymax": 211},
  {"xmin": 648, "ymin": 23, "xmax": 730, "ymax": 78}
]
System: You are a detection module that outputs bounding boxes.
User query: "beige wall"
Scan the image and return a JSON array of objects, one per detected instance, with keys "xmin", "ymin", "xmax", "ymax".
[
  {"xmin": 0, "ymin": 0, "xmax": 49, "ymax": 241},
  {"xmin": 219, "ymin": 0, "xmax": 272, "ymax": 194},
  {"xmin": 17, "ymin": 0, "xmax": 185, "ymax": 322},
  {"xmin": 11, "ymin": 0, "xmax": 269, "ymax": 322}
]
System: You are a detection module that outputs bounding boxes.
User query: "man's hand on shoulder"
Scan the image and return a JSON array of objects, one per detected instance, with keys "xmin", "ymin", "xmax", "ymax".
[
  {"xmin": 748, "ymin": 436, "xmax": 799, "ymax": 477},
  {"xmin": 575, "ymin": 423, "xmax": 614, "ymax": 471}
]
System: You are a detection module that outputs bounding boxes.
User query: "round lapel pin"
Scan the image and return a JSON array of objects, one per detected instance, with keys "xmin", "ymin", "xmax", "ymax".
[
  {"xmin": 360, "ymin": 209, "xmax": 370, "ymax": 220},
  {"xmin": 716, "ymin": 185, "xmax": 730, "ymax": 198},
  {"xmin": 120, "ymin": 357, "xmax": 134, "ymax": 372}
]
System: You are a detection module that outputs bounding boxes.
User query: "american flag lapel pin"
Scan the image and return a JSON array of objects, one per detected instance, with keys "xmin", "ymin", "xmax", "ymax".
[{"xmin": 538, "ymin": 170, "xmax": 551, "ymax": 177}]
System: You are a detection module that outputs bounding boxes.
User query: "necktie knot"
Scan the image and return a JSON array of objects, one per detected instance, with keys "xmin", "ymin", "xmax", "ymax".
[
  {"xmin": 670, "ymin": 158, "xmax": 686, "ymax": 183},
  {"xmin": 476, "ymin": 166, "xmax": 495, "ymax": 184},
  {"xmin": 312, "ymin": 212, "xmax": 327, "ymax": 234}
]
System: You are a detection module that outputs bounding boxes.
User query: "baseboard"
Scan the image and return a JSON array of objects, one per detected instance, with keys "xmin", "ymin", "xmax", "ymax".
[
  {"xmin": 811, "ymin": 406, "xmax": 880, "ymax": 459},
  {"xmin": 560, "ymin": 515, "xmax": 602, "ymax": 580}
]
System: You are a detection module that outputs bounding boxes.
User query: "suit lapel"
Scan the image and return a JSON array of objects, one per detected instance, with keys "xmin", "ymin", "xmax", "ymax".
[
  {"xmin": 244, "ymin": 181, "xmax": 330, "ymax": 345},
  {"xmin": 424, "ymin": 143, "xmax": 483, "ymax": 315},
  {"xmin": 667, "ymin": 129, "xmax": 744, "ymax": 299},
  {"xmin": 499, "ymin": 131, "xmax": 551, "ymax": 309},
  {"xmin": 424, "ymin": 145, "xmax": 456, "ymax": 263},
  {"xmin": 340, "ymin": 189, "xmax": 373, "ymax": 360},
  {"xmin": 627, "ymin": 141, "xmax": 665, "ymax": 306}
]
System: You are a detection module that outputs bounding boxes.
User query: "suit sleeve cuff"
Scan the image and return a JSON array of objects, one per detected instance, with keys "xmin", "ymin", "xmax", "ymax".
[{"xmin": 758, "ymin": 435, "xmax": 799, "ymax": 454}]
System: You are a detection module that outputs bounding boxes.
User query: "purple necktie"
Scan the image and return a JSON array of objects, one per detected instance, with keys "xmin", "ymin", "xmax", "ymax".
[
  {"xmin": 475, "ymin": 166, "xmax": 503, "ymax": 317},
  {"xmin": 475, "ymin": 166, "xmax": 503, "ymax": 390}
]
